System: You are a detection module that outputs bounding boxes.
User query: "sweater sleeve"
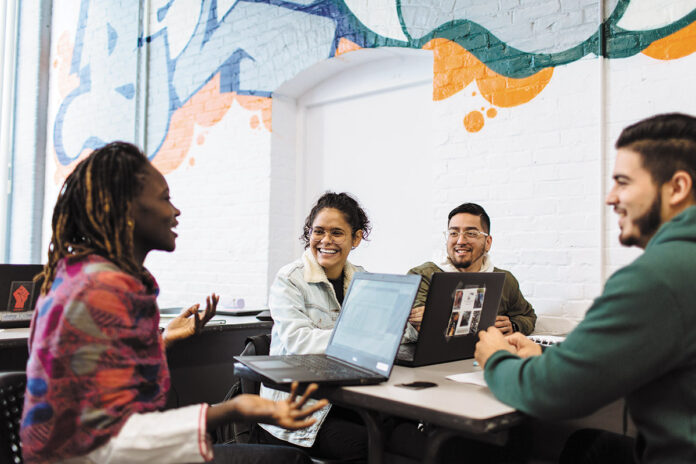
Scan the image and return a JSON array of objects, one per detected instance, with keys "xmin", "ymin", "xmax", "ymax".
[
  {"xmin": 83, "ymin": 404, "xmax": 212, "ymax": 463},
  {"xmin": 484, "ymin": 264, "xmax": 683, "ymax": 420},
  {"xmin": 407, "ymin": 264, "xmax": 435, "ymax": 309},
  {"xmin": 501, "ymin": 272, "xmax": 537, "ymax": 335}
]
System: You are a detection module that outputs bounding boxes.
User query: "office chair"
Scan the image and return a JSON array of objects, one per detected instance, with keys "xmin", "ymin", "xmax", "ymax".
[{"xmin": 0, "ymin": 371, "xmax": 26, "ymax": 464}]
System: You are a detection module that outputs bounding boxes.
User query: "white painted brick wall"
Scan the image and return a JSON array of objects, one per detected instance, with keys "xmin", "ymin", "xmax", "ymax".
[{"xmin": 27, "ymin": 1, "xmax": 696, "ymax": 326}]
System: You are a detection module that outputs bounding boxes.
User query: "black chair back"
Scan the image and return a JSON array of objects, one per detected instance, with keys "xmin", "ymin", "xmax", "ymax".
[{"xmin": 0, "ymin": 371, "xmax": 26, "ymax": 464}]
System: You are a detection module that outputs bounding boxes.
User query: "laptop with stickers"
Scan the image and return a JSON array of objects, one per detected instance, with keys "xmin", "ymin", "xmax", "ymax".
[
  {"xmin": 397, "ymin": 272, "xmax": 505, "ymax": 367},
  {"xmin": 0, "ymin": 264, "xmax": 44, "ymax": 328},
  {"xmin": 235, "ymin": 272, "xmax": 421, "ymax": 385}
]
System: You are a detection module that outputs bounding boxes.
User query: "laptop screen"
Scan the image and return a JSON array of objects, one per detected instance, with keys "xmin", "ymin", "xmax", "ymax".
[{"xmin": 326, "ymin": 273, "xmax": 420, "ymax": 375}]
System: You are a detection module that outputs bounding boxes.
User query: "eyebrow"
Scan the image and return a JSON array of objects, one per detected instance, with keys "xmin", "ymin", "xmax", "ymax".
[{"xmin": 613, "ymin": 174, "xmax": 630, "ymax": 182}]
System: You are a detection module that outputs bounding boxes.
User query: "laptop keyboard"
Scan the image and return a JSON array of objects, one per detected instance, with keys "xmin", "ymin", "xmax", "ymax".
[
  {"xmin": 286, "ymin": 355, "xmax": 366, "ymax": 378},
  {"xmin": 528, "ymin": 334, "xmax": 565, "ymax": 346}
]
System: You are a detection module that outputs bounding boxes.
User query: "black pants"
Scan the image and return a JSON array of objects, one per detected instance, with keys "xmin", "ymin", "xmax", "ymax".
[
  {"xmin": 559, "ymin": 429, "xmax": 636, "ymax": 464},
  {"xmin": 260, "ymin": 405, "xmax": 368, "ymax": 461},
  {"xmin": 211, "ymin": 443, "xmax": 313, "ymax": 464}
]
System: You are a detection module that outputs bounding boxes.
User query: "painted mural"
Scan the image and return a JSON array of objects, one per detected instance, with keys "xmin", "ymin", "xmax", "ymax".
[{"xmin": 53, "ymin": 0, "xmax": 696, "ymax": 175}]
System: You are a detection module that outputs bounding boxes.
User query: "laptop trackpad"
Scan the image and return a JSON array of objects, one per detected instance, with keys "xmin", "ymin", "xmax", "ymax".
[{"xmin": 251, "ymin": 360, "xmax": 294, "ymax": 369}]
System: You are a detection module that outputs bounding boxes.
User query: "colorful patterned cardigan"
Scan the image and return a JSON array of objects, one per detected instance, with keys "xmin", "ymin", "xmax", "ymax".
[{"xmin": 20, "ymin": 254, "xmax": 170, "ymax": 462}]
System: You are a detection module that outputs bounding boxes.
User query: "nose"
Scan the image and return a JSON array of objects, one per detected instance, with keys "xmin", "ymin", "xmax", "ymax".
[
  {"xmin": 456, "ymin": 233, "xmax": 468, "ymax": 244},
  {"xmin": 605, "ymin": 185, "xmax": 618, "ymax": 206},
  {"xmin": 173, "ymin": 204, "xmax": 181, "ymax": 217}
]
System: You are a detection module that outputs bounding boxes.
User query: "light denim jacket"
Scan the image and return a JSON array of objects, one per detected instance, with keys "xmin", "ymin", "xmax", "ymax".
[{"xmin": 259, "ymin": 249, "xmax": 364, "ymax": 446}]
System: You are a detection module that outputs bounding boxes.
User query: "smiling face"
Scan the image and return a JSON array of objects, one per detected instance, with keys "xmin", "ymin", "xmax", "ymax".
[
  {"xmin": 606, "ymin": 148, "xmax": 664, "ymax": 249},
  {"xmin": 309, "ymin": 207, "xmax": 362, "ymax": 279},
  {"xmin": 446, "ymin": 213, "xmax": 492, "ymax": 272},
  {"xmin": 131, "ymin": 163, "xmax": 181, "ymax": 264}
]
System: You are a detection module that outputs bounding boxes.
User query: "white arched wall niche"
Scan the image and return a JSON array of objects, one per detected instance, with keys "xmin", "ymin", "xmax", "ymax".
[{"xmin": 269, "ymin": 47, "xmax": 439, "ymax": 289}]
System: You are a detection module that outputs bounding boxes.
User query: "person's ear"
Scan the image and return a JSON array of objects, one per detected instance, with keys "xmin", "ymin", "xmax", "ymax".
[
  {"xmin": 665, "ymin": 170, "xmax": 693, "ymax": 207},
  {"xmin": 485, "ymin": 234, "xmax": 492, "ymax": 253},
  {"xmin": 351, "ymin": 230, "xmax": 363, "ymax": 249}
]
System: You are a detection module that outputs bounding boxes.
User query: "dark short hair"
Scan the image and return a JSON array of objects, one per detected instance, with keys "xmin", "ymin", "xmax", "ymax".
[
  {"xmin": 447, "ymin": 203, "xmax": 490, "ymax": 234},
  {"xmin": 301, "ymin": 192, "xmax": 371, "ymax": 248},
  {"xmin": 616, "ymin": 113, "xmax": 696, "ymax": 198}
]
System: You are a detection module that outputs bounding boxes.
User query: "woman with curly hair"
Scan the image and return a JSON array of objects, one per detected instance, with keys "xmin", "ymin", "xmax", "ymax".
[{"xmin": 259, "ymin": 192, "xmax": 372, "ymax": 461}]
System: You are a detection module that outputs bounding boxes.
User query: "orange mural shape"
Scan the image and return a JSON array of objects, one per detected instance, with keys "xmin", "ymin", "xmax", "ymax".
[
  {"xmin": 336, "ymin": 38, "xmax": 362, "ymax": 56},
  {"xmin": 423, "ymin": 38, "xmax": 553, "ymax": 107},
  {"xmin": 57, "ymin": 32, "xmax": 80, "ymax": 99},
  {"xmin": 643, "ymin": 21, "xmax": 696, "ymax": 60},
  {"xmin": 152, "ymin": 73, "xmax": 272, "ymax": 174},
  {"xmin": 464, "ymin": 111, "xmax": 485, "ymax": 132}
]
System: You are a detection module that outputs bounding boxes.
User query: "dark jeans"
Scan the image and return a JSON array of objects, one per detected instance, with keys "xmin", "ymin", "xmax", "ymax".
[
  {"xmin": 260, "ymin": 405, "xmax": 368, "ymax": 461},
  {"xmin": 559, "ymin": 429, "xmax": 637, "ymax": 464},
  {"xmin": 212, "ymin": 443, "xmax": 313, "ymax": 464}
]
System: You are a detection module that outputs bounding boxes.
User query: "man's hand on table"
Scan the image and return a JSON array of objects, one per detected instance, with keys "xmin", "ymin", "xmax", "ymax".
[{"xmin": 475, "ymin": 328, "xmax": 543, "ymax": 369}]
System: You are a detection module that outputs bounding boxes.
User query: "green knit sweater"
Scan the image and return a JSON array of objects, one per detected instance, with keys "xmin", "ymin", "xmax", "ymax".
[{"xmin": 485, "ymin": 206, "xmax": 696, "ymax": 462}]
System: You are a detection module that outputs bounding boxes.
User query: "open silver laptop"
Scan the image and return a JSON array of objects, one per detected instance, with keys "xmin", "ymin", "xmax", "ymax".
[{"xmin": 234, "ymin": 272, "xmax": 421, "ymax": 386}]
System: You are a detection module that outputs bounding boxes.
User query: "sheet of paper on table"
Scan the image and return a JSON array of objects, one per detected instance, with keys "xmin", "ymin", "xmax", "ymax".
[{"xmin": 446, "ymin": 370, "xmax": 488, "ymax": 387}]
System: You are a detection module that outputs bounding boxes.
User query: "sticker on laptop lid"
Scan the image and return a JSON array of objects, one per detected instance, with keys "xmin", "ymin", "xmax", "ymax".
[
  {"xmin": 7, "ymin": 281, "xmax": 36, "ymax": 312},
  {"xmin": 445, "ymin": 285, "xmax": 485, "ymax": 338},
  {"xmin": 376, "ymin": 362, "xmax": 388, "ymax": 372}
]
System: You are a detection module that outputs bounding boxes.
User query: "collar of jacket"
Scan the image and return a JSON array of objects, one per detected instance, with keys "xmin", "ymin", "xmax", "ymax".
[
  {"xmin": 439, "ymin": 254, "xmax": 494, "ymax": 273},
  {"xmin": 302, "ymin": 248, "xmax": 359, "ymax": 292}
]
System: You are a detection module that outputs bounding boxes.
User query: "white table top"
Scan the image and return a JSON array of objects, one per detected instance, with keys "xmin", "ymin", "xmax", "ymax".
[{"xmin": 329, "ymin": 359, "xmax": 521, "ymax": 434}]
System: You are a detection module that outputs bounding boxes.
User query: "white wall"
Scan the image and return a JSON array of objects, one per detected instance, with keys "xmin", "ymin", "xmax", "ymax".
[{"xmin": 25, "ymin": 0, "xmax": 696, "ymax": 324}]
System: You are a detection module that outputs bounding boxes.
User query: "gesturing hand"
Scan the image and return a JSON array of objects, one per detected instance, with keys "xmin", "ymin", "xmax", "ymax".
[
  {"xmin": 232, "ymin": 382, "xmax": 329, "ymax": 430},
  {"xmin": 163, "ymin": 293, "xmax": 219, "ymax": 348}
]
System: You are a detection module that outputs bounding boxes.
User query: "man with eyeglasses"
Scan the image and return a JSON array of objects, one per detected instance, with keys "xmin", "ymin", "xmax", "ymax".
[{"xmin": 407, "ymin": 202, "xmax": 537, "ymax": 335}]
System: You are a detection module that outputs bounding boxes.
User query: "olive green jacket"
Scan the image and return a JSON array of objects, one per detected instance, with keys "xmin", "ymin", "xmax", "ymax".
[{"xmin": 407, "ymin": 261, "xmax": 537, "ymax": 335}]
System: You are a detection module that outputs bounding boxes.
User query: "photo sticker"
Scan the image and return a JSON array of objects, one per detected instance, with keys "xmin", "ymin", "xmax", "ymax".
[
  {"xmin": 445, "ymin": 311, "xmax": 460, "ymax": 337},
  {"xmin": 446, "ymin": 285, "xmax": 487, "ymax": 337}
]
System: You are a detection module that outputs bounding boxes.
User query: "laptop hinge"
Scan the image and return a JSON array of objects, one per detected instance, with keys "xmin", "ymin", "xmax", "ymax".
[{"xmin": 326, "ymin": 355, "xmax": 385, "ymax": 378}]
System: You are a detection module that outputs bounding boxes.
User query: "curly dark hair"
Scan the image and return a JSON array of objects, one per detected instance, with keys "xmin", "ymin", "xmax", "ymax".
[
  {"xmin": 301, "ymin": 192, "xmax": 371, "ymax": 248},
  {"xmin": 39, "ymin": 141, "xmax": 151, "ymax": 293}
]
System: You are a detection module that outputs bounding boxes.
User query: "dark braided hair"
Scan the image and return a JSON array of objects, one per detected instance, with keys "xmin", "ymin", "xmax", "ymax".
[
  {"xmin": 39, "ymin": 142, "xmax": 151, "ymax": 293},
  {"xmin": 301, "ymin": 192, "xmax": 371, "ymax": 248}
]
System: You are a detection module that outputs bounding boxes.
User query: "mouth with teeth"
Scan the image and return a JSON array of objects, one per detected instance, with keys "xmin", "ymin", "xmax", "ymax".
[
  {"xmin": 318, "ymin": 248, "xmax": 339, "ymax": 255},
  {"xmin": 454, "ymin": 246, "xmax": 473, "ymax": 256}
]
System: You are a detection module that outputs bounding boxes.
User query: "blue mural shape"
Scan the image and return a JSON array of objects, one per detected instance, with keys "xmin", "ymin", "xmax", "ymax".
[{"xmin": 53, "ymin": 0, "xmax": 696, "ymax": 166}]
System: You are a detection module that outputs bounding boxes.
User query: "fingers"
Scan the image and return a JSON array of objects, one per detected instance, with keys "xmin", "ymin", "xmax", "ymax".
[
  {"xmin": 293, "ymin": 383, "xmax": 318, "ymax": 409},
  {"xmin": 202, "ymin": 293, "xmax": 219, "ymax": 323},
  {"xmin": 180, "ymin": 304, "xmax": 200, "ymax": 318},
  {"xmin": 288, "ymin": 381, "xmax": 299, "ymax": 403},
  {"xmin": 281, "ymin": 417, "xmax": 318, "ymax": 430},
  {"xmin": 292, "ymin": 399, "xmax": 329, "ymax": 420},
  {"xmin": 505, "ymin": 332, "xmax": 527, "ymax": 346}
]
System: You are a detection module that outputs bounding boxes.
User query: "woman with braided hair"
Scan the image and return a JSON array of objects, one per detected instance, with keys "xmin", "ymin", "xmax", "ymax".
[{"xmin": 20, "ymin": 142, "xmax": 326, "ymax": 464}]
